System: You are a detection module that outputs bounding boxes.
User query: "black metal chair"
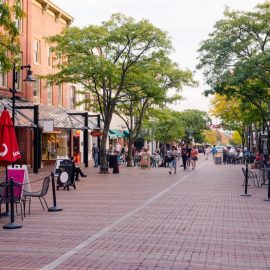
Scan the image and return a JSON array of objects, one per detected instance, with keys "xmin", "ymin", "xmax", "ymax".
[
  {"xmin": 0, "ymin": 181, "xmax": 24, "ymax": 221},
  {"xmin": 23, "ymin": 176, "xmax": 50, "ymax": 215}
]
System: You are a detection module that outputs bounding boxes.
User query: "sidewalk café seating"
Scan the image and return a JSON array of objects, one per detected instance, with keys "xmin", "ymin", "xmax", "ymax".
[
  {"xmin": 23, "ymin": 176, "xmax": 50, "ymax": 215},
  {"xmin": 0, "ymin": 180, "xmax": 24, "ymax": 221},
  {"xmin": 242, "ymin": 167, "xmax": 260, "ymax": 187}
]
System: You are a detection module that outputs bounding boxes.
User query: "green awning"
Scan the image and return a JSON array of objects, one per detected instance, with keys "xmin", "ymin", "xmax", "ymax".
[
  {"xmin": 123, "ymin": 130, "xmax": 129, "ymax": 138},
  {"xmin": 109, "ymin": 129, "xmax": 125, "ymax": 138}
]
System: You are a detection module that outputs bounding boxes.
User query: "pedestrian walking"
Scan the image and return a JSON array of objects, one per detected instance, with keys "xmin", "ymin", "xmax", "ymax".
[
  {"xmin": 181, "ymin": 144, "xmax": 188, "ymax": 170},
  {"xmin": 92, "ymin": 143, "xmax": 99, "ymax": 167},
  {"xmin": 210, "ymin": 145, "xmax": 217, "ymax": 160},
  {"xmin": 205, "ymin": 145, "xmax": 210, "ymax": 160},
  {"xmin": 168, "ymin": 146, "xmax": 178, "ymax": 174},
  {"xmin": 190, "ymin": 146, "xmax": 198, "ymax": 170}
]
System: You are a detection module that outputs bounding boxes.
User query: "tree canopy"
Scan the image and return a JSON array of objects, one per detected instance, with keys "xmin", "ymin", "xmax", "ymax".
[
  {"xmin": 0, "ymin": 0, "xmax": 23, "ymax": 71},
  {"xmin": 45, "ymin": 13, "xmax": 195, "ymax": 172}
]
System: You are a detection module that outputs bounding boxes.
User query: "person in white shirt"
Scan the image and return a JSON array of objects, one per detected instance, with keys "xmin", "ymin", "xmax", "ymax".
[{"xmin": 115, "ymin": 142, "xmax": 122, "ymax": 153}]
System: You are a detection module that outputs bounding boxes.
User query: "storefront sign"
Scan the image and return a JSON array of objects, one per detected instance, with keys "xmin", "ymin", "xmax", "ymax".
[
  {"xmin": 42, "ymin": 119, "xmax": 54, "ymax": 133},
  {"xmin": 91, "ymin": 130, "xmax": 103, "ymax": 137}
]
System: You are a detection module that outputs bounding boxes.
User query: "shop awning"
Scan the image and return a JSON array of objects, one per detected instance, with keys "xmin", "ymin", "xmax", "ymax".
[
  {"xmin": 123, "ymin": 130, "xmax": 129, "ymax": 138},
  {"xmin": 109, "ymin": 129, "xmax": 125, "ymax": 138},
  {"xmin": 1, "ymin": 99, "xmax": 100, "ymax": 130},
  {"xmin": 0, "ymin": 100, "xmax": 36, "ymax": 128}
]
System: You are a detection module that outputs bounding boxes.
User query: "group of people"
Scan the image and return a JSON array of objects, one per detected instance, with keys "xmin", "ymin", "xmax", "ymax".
[{"xmin": 166, "ymin": 144, "xmax": 199, "ymax": 174}]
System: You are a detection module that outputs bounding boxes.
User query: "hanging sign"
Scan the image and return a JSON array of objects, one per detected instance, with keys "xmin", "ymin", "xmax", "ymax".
[{"xmin": 90, "ymin": 130, "xmax": 103, "ymax": 137}]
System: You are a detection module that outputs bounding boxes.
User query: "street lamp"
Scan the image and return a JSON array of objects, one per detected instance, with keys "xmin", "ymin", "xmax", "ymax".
[{"xmin": 10, "ymin": 63, "xmax": 35, "ymax": 124}]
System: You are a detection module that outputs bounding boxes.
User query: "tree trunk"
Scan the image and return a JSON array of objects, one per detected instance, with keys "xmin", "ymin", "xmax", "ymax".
[
  {"xmin": 99, "ymin": 125, "xmax": 109, "ymax": 174},
  {"xmin": 127, "ymin": 138, "xmax": 134, "ymax": 167}
]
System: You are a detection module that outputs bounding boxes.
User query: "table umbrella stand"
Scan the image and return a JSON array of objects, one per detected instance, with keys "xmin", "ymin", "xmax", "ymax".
[
  {"xmin": 1, "ymin": 167, "xmax": 10, "ymax": 217},
  {"xmin": 3, "ymin": 178, "xmax": 22, "ymax": 229},
  {"xmin": 48, "ymin": 172, "xmax": 62, "ymax": 212}
]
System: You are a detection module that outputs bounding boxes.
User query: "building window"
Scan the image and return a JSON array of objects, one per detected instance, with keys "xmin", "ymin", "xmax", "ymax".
[
  {"xmin": 70, "ymin": 85, "xmax": 76, "ymax": 108},
  {"xmin": 15, "ymin": 0, "xmax": 23, "ymax": 33},
  {"xmin": 84, "ymin": 93, "xmax": 90, "ymax": 110},
  {"xmin": 47, "ymin": 47, "xmax": 53, "ymax": 67},
  {"xmin": 47, "ymin": 84, "xmax": 53, "ymax": 105},
  {"xmin": 0, "ymin": 64, "xmax": 7, "ymax": 87},
  {"xmin": 34, "ymin": 39, "xmax": 41, "ymax": 64},
  {"xmin": 33, "ymin": 77, "xmax": 40, "ymax": 103},
  {"xmin": 58, "ymin": 84, "xmax": 62, "ymax": 106}
]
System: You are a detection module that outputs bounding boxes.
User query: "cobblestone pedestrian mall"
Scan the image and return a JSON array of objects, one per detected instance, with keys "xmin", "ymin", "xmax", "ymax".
[{"xmin": 0, "ymin": 156, "xmax": 270, "ymax": 270}]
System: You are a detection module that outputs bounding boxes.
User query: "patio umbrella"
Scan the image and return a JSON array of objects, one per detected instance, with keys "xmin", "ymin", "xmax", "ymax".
[
  {"xmin": 0, "ymin": 108, "xmax": 22, "ymax": 229},
  {"xmin": 0, "ymin": 108, "xmax": 21, "ymax": 164}
]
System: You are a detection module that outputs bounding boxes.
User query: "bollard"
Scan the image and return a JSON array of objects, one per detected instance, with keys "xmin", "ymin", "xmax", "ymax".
[
  {"xmin": 264, "ymin": 168, "xmax": 270, "ymax": 201},
  {"xmin": 241, "ymin": 162, "xmax": 251, "ymax": 197},
  {"xmin": 48, "ymin": 172, "xmax": 63, "ymax": 212},
  {"xmin": 3, "ymin": 178, "xmax": 22, "ymax": 229}
]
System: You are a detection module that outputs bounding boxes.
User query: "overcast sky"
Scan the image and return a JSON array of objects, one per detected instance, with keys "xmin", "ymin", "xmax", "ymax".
[{"xmin": 52, "ymin": 0, "xmax": 262, "ymax": 113}]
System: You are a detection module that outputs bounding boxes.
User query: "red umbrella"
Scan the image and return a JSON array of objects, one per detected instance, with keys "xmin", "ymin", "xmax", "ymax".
[{"xmin": 0, "ymin": 109, "xmax": 21, "ymax": 165}]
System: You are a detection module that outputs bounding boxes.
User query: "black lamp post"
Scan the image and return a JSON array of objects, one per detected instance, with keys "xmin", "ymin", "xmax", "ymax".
[{"xmin": 10, "ymin": 63, "xmax": 35, "ymax": 124}]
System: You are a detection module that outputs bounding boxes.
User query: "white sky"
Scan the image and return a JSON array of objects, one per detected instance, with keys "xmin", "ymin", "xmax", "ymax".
[{"xmin": 52, "ymin": 0, "xmax": 262, "ymax": 113}]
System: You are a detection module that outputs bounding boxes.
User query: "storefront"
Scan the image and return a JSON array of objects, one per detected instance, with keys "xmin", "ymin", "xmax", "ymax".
[
  {"xmin": 41, "ymin": 129, "xmax": 71, "ymax": 161},
  {"xmin": 0, "ymin": 99, "xmax": 101, "ymax": 170}
]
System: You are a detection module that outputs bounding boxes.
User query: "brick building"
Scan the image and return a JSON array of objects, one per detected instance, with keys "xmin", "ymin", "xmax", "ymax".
[{"xmin": 0, "ymin": 0, "xmax": 94, "ymax": 171}]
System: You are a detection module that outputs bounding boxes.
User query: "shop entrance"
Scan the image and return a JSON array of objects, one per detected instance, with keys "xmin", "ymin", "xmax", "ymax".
[{"xmin": 73, "ymin": 136, "xmax": 80, "ymax": 163}]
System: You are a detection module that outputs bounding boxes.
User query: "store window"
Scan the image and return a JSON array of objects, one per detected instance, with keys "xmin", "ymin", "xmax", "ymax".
[{"xmin": 42, "ymin": 130, "xmax": 69, "ymax": 160}]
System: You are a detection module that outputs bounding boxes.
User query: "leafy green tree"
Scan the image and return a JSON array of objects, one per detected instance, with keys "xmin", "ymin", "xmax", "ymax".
[
  {"xmin": 179, "ymin": 109, "xmax": 210, "ymax": 143},
  {"xmin": 203, "ymin": 130, "xmax": 217, "ymax": 145},
  {"xmin": 230, "ymin": 131, "xmax": 242, "ymax": 146},
  {"xmin": 146, "ymin": 108, "xmax": 184, "ymax": 147},
  {"xmin": 210, "ymin": 94, "xmax": 260, "ymax": 148},
  {"xmin": 115, "ymin": 56, "xmax": 195, "ymax": 166},
  {"xmin": 197, "ymin": 3, "xmax": 270, "ymax": 151},
  {"xmin": 0, "ymin": 0, "xmax": 24, "ymax": 71},
  {"xmin": 45, "ymin": 13, "xmax": 179, "ymax": 173}
]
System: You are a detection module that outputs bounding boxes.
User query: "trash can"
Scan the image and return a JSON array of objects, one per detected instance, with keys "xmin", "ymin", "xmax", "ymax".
[{"xmin": 214, "ymin": 156, "xmax": 222, "ymax": 164}]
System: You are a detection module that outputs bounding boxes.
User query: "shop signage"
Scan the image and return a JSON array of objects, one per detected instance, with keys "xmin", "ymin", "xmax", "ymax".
[
  {"xmin": 91, "ymin": 130, "xmax": 103, "ymax": 137},
  {"xmin": 42, "ymin": 119, "xmax": 54, "ymax": 133}
]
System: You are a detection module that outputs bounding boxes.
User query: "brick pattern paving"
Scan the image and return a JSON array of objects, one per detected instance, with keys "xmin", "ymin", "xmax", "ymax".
[{"xmin": 0, "ymin": 157, "xmax": 270, "ymax": 269}]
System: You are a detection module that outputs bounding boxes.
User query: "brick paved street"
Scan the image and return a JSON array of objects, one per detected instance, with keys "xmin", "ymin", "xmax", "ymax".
[{"xmin": 1, "ymin": 156, "xmax": 270, "ymax": 270}]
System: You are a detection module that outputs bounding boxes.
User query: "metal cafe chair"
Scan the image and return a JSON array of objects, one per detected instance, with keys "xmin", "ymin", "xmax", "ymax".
[
  {"xmin": 23, "ymin": 176, "xmax": 51, "ymax": 215},
  {"xmin": 0, "ymin": 180, "xmax": 24, "ymax": 221}
]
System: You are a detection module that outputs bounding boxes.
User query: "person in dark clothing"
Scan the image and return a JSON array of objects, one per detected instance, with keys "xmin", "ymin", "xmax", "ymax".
[
  {"xmin": 111, "ymin": 150, "xmax": 119, "ymax": 173},
  {"xmin": 71, "ymin": 157, "xmax": 87, "ymax": 181},
  {"xmin": 181, "ymin": 144, "xmax": 188, "ymax": 170}
]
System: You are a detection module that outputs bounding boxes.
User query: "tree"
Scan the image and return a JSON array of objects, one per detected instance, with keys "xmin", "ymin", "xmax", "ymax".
[
  {"xmin": 45, "ymin": 13, "xmax": 179, "ymax": 173},
  {"xmin": 146, "ymin": 108, "xmax": 184, "ymax": 147},
  {"xmin": 197, "ymin": 3, "xmax": 270, "ymax": 151},
  {"xmin": 114, "ymin": 56, "xmax": 195, "ymax": 166},
  {"xmin": 202, "ymin": 130, "xmax": 217, "ymax": 145},
  {"xmin": 209, "ymin": 94, "xmax": 260, "ymax": 148},
  {"xmin": 179, "ymin": 109, "xmax": 210, "ymax": 143},
  {"xmin": 0, "ymin": 0, "xmax": 24, "ymax": 71},
  {"xmin": 230, "ymin": 131, "xmax": 242, "ymax": 146}
]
